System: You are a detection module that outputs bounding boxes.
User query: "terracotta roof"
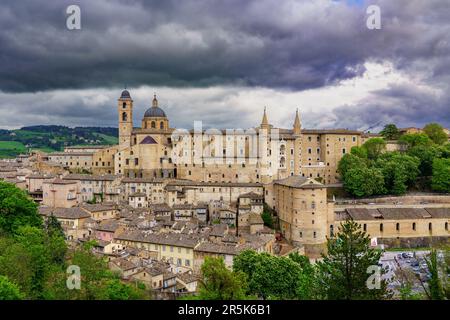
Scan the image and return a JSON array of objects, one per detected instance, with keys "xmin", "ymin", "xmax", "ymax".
[
  {"xmin": 44, "ymin": 178, "xmax": 77, "ymax": 185},
  {"xmin": 195, "ymin": 242, "xmax": 240, "ymax": 255},
  {"xmin": 425, "ymin": 208, "xmax": 450, "ymax": 219},
  {"xmin": 239, "ymin": 192, "xmax": 264, "ymax": 200},
  {"xmin": 81, "ymin": 203, "xmax": 116, "ymax": 212},
  {"xmin": 148, "ymin": 203, "xmax": 172, "ymax": 213},
  {"xmin": 96, "ymin": 219, "xmax": 120, "ymax": 232},
  {"xmin": 39, "ymin": 207, "xmax": 91, "ymax": 219},
  {"xmin": 48, "ymin": 152, "xmax": 94, "ymax": 156},
  {"xmin": 345, "ymin": 207, "xmax": 450, "ymax": 221},
  {"xmin": 166, "ymin": 180, "xmax": 262, "ymax": 188},
  {"xmin": 63, "ymin": 174, "xmax": 119, "ymax": 181},
  {"xmin": 115, "ymin": 231, "xmax": 201, "ymax": 248},
  {"xmin": 249, "ymin": 212, "xmax": 264, "ymax": 224},
  {"xmin": 110, "ymin": 257, "xmax": 137, "ymax": 271},
  {"xmin": 273, "ymin": 176, "xmax": 323, "ymax": 189},
  {"xmin": 122, "ymin": 177, "xmax": 164, "ymax": 183},
  {"xmin": 129, "ymin": 192, "xmax": 146, "ymax": 197}
]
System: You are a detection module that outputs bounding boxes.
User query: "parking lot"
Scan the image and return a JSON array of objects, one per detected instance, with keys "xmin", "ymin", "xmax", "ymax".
[{"xmin": 379, "ymin": 250, "xmax": 434, "ymax": 294}]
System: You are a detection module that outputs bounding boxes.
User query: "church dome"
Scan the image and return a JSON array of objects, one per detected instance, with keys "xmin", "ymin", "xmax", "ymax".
[
  {"xmin": 120, "ymin": 90, "xmax": 131, "ymax": 99},
  {"xmin": 144, "ymin": 106, "xmax": 167, "ymax": 118},
  {"xmin": 143, "ymin": 94, "xmax": 167, "ymax": 118}
]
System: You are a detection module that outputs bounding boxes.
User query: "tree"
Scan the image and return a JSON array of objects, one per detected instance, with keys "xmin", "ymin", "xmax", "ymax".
[
  {"xmin": 288, "ymin": 252, "xmax": 322, "ymax": 299},
  {"xmin": 374, "ymin": 153, "xmax": 420, "ymax": 195},
  {"xmin": 198, "ymin": 257, "xmax": 248, "ymax": 300},
  {"xmin": 350, "ymin": 146, "xmax": 368, "ymax": 159},
  {"xmin": 423, "ymin": 123, "xmax": 448, "ymax": 145},
  {"xmin": 399, "ymin": 133, "xmax": 432, "ymax": 149},
  {"xmin": 362, "ymin": 138, "xmax": 386, "ymax": 160},
  {"xmin": 342, "ymin": 167, "xmax": 385, "ymax": 197},
  {"xmin": 380, "ymin": 124, "xmax": 400, "ymax": 140},
  {"xmin": 317, "ymin": 219, "xmax": 391, "ymax": 300},
  {"xmin": 337, "ymin": 153, "xmax": 367, "ymax": 178},
  {"xmin": 407, "ymin": 145, "xmax": 442, "ymax": 177},
  {"xmin": 233, "ymin": 250, "xmax": 317, "ymax": 300},
  {"xmin": 0, "ymin": 181, "xmax": 42, "ymax": 234},
  {"xmin": 424, "ymin": 249, "xmax": 445, "ymax": 300},
  {"xmin": 0, "ymin": 275, "xmax": 24, "ymax": 300},
  {"xmin": 261, "ymin": 205, "xmax": 274, "ymax": 229},
  {"xmin": 431, "ymin": 158, "xmax": 450, "ymax": 192},
  {"xmin": 105, "ymin": 278, "xmax": 147, "ymax": 300}
]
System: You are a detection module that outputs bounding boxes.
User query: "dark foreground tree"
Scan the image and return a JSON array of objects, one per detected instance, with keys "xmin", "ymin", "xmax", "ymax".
[
  {"xmin": 0, "ymin": 181, "xmax": 42, "ymax": 234},
  {"xmin": 0, "ymin": 275, "xmax": 24, "ymax": 300},
  {"xmin": 317, "ymin": 219, "xmax": 391, "ymax": 300},
  {"xmin": 197, "ymin": 257, "xmax": 249, "ymax": 300},
  {"xmin": 424, "ymin": 249, "xmax": 445, "ymax": 300}
]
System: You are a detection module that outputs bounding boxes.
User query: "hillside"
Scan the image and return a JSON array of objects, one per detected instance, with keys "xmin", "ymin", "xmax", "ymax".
[{"xmin": 0, "ymin": 125, "xmax": 118, "ymax": 158}]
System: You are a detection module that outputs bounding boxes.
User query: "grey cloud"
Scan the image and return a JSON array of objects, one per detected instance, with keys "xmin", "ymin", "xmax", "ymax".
[
  {"xmin": 331, "ymin": 82, "xmax": 450, "ymax": 130},
  {"xmin": 0, "ymin": 0, "xmax": 448, "ymax": 93},
  {"xmin": 0, "ymin": 0, "xmax": 449, "ymax": 131}
]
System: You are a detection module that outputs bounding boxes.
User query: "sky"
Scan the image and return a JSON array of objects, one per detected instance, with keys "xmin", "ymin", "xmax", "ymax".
[{"xmin": 0, "ymin": 0, "xmax": 449, "ymax": 131}]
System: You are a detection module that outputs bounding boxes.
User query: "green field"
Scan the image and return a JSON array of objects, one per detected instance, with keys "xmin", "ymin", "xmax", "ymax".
[
  {"xmin": 0, "ymin": 125, "xmax": 118, "ymax": 159},
  {"xmin": 96, "ymin": 133, "xmax": 119, "ymax": 145},
  {"xmin": 0, "ymin": 141, "xmax": 27, "ymax": 158}
]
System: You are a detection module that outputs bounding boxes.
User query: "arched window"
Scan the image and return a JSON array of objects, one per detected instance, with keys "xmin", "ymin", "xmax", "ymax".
[
  {"xmin": 396, "ymin": 223, "xmax": 400, "ymax": 231},
  {"xmin": 428, "ymin": 222, "xmax": 432, "ymax": 231},
  {"xmin": 330, "ymin": 225, "xmax": 334, "ymax": 237},
  {"xmin": 151, "ymin": 121, "xmax": 156, "ymax": 128},
  {"xmin": 380, "ymin": 223, "xmax": 383, "ymax": 232},
  {"xmin": 160, "ymin": 121, "xmax": 164, "ymax": 129},
  {"xmin": 445, "ymin": 222, "xmax": 448, "ymax": 231},
  {"xmin": 122, "ymin": 102, "xmax": 126, "ymax": 108},
  {"xmin": 122, "ymin": 112, "xmax": 127, "ymax": 121},
  {"xmin": 412, "ymin": 222, "xmax": 416, "ymax": 231}
]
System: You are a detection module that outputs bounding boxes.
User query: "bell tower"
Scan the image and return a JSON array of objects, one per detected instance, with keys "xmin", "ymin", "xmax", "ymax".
[{"xmin": 118, "ymin": 89, "xmax": 133, "ymax": 146}]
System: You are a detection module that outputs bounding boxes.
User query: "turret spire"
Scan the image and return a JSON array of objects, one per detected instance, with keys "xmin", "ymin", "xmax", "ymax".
[
  {"xmin": 152, "ymin": 94, "xmax": 158, "ymax": 108},
  {"xmin": 261, "ymin": 106, "xmax": 269, "ymax": 129},
  {"xmin": 293, "ymin": 108, "xmax": 301, "ymax": 135}
]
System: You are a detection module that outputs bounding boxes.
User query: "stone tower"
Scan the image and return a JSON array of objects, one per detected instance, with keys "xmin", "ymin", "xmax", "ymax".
[{"xmin": 118, "ymin": 89, "xmax": 133, "ymax": 147}]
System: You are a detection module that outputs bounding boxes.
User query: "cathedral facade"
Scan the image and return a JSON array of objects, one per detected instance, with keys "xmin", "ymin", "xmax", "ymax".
[{"xmin": 93, "ymin": 90, "xmax": 363, "ymax": 185}]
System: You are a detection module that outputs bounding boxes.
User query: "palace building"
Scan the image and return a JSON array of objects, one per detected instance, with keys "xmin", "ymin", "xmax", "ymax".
[{"xmin": 93, "ymin": 89, "xmax": 363, "ymax": 185}]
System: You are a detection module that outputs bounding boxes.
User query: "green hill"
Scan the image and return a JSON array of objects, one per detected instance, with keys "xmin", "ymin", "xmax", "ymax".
[{"xmin": 0, "ymin": 125, "xmax": 118, "ymax": 158}]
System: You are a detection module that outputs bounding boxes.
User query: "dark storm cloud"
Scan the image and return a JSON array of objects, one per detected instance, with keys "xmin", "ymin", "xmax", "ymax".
[
  {"xmin": 0, "ymin": 0, "xmax": 449, "ymax": 130},
  {"xmin": 0, "ymin": 0, "xmax": 447, "ymax": 93}
]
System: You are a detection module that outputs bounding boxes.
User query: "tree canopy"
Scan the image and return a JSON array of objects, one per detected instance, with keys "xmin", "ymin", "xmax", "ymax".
[
  {"xmin": 423, "ymin": 123, "xmax": 448, "ymax": 145},
  {"xmin": 380, "ymin": 124, "xmax": 400, "ymax": 140},
  {"xmin": 0, "ymin": 181, "xmax": 42, "ymax": 235},
  {"xmin": 197, "ymin": 257, "xmax": 249, "ymax": 300},
  {"xmin": 317, "ymin": 219, "xmax": 391, "ymax": 300}
]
